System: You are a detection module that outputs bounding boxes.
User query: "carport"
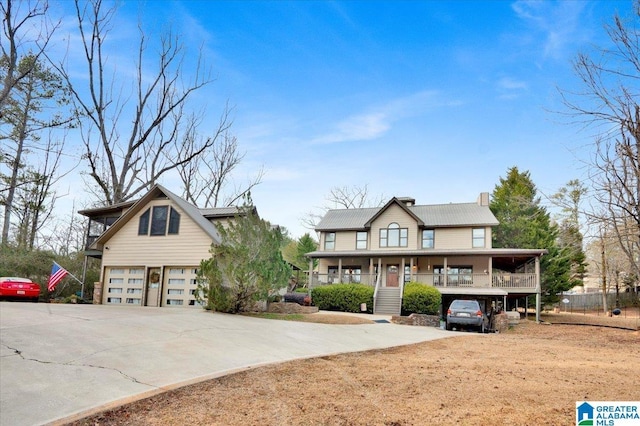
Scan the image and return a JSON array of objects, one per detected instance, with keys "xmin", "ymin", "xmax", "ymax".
[{"xmin": 439, "ymin": 288, "xmax": 509, "ymax": 332}]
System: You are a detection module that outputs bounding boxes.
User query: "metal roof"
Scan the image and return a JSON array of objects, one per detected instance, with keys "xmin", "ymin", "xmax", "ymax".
[
  {"xmin": 305, "ymin": 248, "xmax": 547, "ymax": 258},
  {"xmin": 316, "ymin": 201, "xmax": 499, "ymax": 231}
]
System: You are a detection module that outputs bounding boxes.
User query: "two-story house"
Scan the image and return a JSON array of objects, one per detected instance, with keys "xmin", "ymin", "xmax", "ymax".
[
  {"xmin": 305, "ymin": 193, "xmax": 546, "ymax": 320},
  {"xmin": 78, "ymin": 184, "xmax": 250, "ymax": 308}
]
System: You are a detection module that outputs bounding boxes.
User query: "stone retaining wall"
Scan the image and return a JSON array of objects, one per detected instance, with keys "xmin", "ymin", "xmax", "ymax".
[
  {"xmin": 391, "ymin": 314, "xmax": 440, "ymax": 327},
  {"xmin": 267, "ymin": 302, "xmax": 319, "ymax": 314}
]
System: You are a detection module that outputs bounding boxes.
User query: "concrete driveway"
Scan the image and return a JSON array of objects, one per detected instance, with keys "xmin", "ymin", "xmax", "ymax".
[{"xmin": 0, "ymin": 302, "xmax": 451, "ymax": 426}]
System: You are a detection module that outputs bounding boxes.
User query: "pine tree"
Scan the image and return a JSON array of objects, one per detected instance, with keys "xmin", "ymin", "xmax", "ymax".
[{"xmin": 491, "ymin": 167, "xmax": 572, "ymax": 301}]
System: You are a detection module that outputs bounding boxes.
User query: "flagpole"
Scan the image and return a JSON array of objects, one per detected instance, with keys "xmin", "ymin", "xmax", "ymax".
[{"xmin": 54, "ymin": 261, "xmax": 84, "ymax": 287}]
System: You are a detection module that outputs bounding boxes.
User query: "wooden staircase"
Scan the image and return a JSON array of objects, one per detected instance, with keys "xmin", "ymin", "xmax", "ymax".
[{"xmin": 374, "ymin": 287, "xmax": 402, "ymax": 315}]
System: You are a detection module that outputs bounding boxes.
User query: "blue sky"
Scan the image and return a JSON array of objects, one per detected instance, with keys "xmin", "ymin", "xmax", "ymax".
[{"xmin": 48, "ymin": 0, "xmax": 633, "ymax": 238}]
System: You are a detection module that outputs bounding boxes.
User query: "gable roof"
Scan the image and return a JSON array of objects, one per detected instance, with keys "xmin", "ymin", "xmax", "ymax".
[
  {"xmin": 364, "ymin": 197, "xmax": 424, "ymax": 227},
  {"xmin": 93, "ymin": 184, "xmax": 222, "ymax": 247},
  {"xmin": 315, "ymin": 198, "xmax": 499, "ymax": 231}
]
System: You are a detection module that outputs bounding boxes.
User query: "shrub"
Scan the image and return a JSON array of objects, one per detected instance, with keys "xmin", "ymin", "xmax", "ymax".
[
  {"xmin": 311, "ymin": 284, "xmax": 373, "ymax": 313},
  {"xmin": 402, "ymin": 282, "xmax": 441, "ymax": 315}
]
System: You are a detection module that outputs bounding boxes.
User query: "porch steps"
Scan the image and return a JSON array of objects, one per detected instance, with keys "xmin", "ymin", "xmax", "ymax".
[{"xmin": 374, "ymin": 287, "xmax": 402, "ymax": 315}]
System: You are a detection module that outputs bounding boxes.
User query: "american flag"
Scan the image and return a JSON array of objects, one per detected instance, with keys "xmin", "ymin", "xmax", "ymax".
[{"xmin": 48, "ymin": 262, "xmax": 69, "ymax": 292}]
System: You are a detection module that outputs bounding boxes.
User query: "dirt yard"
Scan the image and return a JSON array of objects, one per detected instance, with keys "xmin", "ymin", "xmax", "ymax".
[{"xmin": 69, "ymin": 314, "xmax": 639, "ymax": 426}]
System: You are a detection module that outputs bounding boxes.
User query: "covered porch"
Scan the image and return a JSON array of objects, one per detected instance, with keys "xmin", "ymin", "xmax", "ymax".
[{"xmin": 305, "ymin": 248, "xmax": 546, "ymax": 319}]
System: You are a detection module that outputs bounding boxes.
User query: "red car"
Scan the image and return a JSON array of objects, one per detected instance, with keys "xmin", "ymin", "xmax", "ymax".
[{"xmin": 0, "ymin": 277, "xmax": 41, "ymax": 302}]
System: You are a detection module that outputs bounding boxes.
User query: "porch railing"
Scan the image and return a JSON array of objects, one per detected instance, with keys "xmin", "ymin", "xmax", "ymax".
[{"xmin": 309, "ymin": 272, "xmax": 537, "ymax": 290}]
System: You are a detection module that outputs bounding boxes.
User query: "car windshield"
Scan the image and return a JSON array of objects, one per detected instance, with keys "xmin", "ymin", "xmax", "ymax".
[{"xmin": 450, "ymin": 300, "xmax": 478, "ymax": 310}]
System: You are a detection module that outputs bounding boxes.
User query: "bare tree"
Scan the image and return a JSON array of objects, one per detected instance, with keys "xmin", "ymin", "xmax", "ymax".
[
  {"xmin": 55, "ymin": 0, "xmax": 230, "ymax": 205},
  {"xmin": 12, "ymin": 133, "xmax": 68, "ymax": 249},
  {"xmin": 301, "ymin": 184, "xmax": 385, "ymax": 230},
  {"xmin": 0, "ymin": 0, "xmax": 59, "ymax": 111},
  {"xmin": 178, "ymin": 126, "xmax": 264, "ymax": 208},
  {"xmin": 560, "ymin": 3, "xmax": 640, "ymax": 280}
]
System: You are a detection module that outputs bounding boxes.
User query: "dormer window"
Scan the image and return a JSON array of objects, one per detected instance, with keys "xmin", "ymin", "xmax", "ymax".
[
  {"xmin": 380, "ymin": 222, "xmax": 408, "ymax": 247},
  {"xmin": 139, "ymin": 206, "xmax": 181, "ymax": 236}
]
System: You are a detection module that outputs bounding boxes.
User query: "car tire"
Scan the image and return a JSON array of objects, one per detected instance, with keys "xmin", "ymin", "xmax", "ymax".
[{"xmin": 446, "ymin": 321, "xmax": 452, "ymax": 331}]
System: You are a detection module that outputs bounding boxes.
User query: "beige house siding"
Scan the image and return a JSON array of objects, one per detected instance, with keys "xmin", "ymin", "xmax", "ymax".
[
  {"xmin": 335, "ymin": 231, "xmax": 357, "ymax": 251},
  {"xmin": 370, "ymin": 204, "xmax": 419, "ymax": 250},
  {"xmin": 435, "ymin": 228, "xmax": 472, "ymax": 249},
  {"xmin": 101, "ymin": 199, "xmax": 213, "ymax": 268}
]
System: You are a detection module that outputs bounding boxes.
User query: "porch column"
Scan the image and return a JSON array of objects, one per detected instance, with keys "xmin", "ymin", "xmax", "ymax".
[
  {"xmin": 308, "ymin": 259, "xmax": 314, "ymax": 288},
  {"xmin": 443, "ymin": 257, "xmax": 448, "ymax": 287},
  {"xmin": 535, "ymin": 255, "xmax": 541, "ymax": 323},
  {"xmin": 488, "ymin": 257, "xmax": 493, "ymax": 287},
  {"xmin": 377, "ymin": 258, "xmax": 382, "ymax": 287},
  {"xmin": 369, "ymin": 258, "xmax": 374, "ymax": 286},
  {"xmin": 338, "ymin": 259, "xmax": 343, "ymax": 284},
  {"xmin": 409, "ymin": 257, "xmax": 414, "ymax": 282},
  {"xmin": 401, "ymin": 258, "xmax": 406, "ymax": 285}
]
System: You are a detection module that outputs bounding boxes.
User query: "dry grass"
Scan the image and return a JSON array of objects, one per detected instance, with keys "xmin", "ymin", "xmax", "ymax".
[{"xmin": 68, "ymin": 318, "xmax": 640, "ymax": 426}]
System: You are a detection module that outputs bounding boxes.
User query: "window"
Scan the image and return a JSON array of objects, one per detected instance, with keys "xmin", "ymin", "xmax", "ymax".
[
  {"xmin": 139, "ymin": 206, "xmax": 180, "ymax": 236},
  {"xmin": 109, "ymin": 268, "xmax": 124, "ymax": 275},
  {"xmin": 129, "ymin": 268, "xmax": 144, "ymax": 275},
  {"xmin": 107, "ymin": 297, "xmax": 121, "ymax": 304},
  {"xmin": 324, "ymin": 232, "xmax": 335, "ymax": 250},
  {"xmin": 108, "ymin": 287, "xmax": 122, "ymax": 293},
  {"xmin": 126, "ymin": 298, "xmax": 141, "ymax": 305},
  {"xmin": 127, "ymin": 288, "xmax": 142, "ymax": 294},
  {"xmin": 166, "ymin": 299, "xmax": 184, "ymax": 306},
  {"xmin": 150, "ymin": 206, "xmax": 168, "ymax": 236},
  {"xmin": 422, "ymin": 229, "xmax": 434, "ymax": 249},
  {"xmin": 168, "ymin": 208, "xmax": 181, "ymax": 234},
  {"xmin": 473, "ymin": 228, "xmax": 485, "ymax": 248},
  {"xmin": 168, "ymin": 268, "xmax": 185, "ymax": 274},
  {"xmin": 380, "ymin": 223, "xmax": 408, "ymax": 247},
  {"xmin": 127, "ymin": 278, "xmax": 143, "ymax": 284},
  {"xmin": 138, "ymin": 209, "xmax": 150, "ymax": 235},
  {"xmin": 167, "ymin": 289, "xmax": 184, "ymax": 295},
  {"xmin": 168, "ymin": 279, "xmax": 185, "ymax": 285},
  {"xmin": 356, "ymin": 232, "xmax": 367, "ymax": 250},
  {"xmin": 108, "ymin": 278, "xmax": 123, "ymax": 284}
]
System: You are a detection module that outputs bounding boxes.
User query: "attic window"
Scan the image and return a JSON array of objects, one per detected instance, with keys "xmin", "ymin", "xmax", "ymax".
[
  {"xmin": 150, "ymin": 206, "xmax": 168, "ymax": 235},
  {"xmin": 138, "ymin": 209, "xmax": 150, "ymax": 235},
  {"xmin": 139, "ymin": 206, "xmax": 180, "ymax": 236}
]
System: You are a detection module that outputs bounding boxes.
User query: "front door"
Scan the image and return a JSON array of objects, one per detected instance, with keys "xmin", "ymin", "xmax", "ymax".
[
  {"xmin": 386, "ymin": 265, "xmax": 399, "ymax": 287},
  {"xmin": 145, "ymin": 267, "xmax": 161, "ymax": 307}
]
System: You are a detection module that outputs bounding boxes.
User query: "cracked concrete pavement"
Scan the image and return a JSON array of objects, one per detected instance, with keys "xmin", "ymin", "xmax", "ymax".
[{"xmin": 0, "ymin": 302, "xmax": 451, "ymax": 426}]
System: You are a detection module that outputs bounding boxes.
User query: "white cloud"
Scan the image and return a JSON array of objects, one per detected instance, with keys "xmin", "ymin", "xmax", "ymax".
[
  {"xmin": 309, "ymin": 90, "xmax": 454, "ymax": 145},
  {"xmin": 511, "ymin": 0, "xmax": 587, "ymax": 59},
  {"xmin": 310, "ymin": 111, "xmax": 390, "ymax": 145}
]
